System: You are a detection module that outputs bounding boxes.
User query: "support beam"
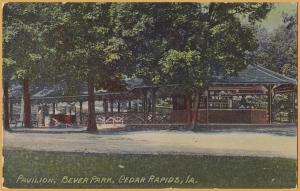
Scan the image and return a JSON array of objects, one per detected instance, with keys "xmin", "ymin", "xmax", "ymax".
[
  {"xmin": 110, "ymin": 99, "xmax": 114, "ymax": 113},
  {"xmin": 103, "ymin": 99, "xmax": 108, "ymax": 119},
  {"xmin": 291, "ymin": 91, "xmax": 295, "ymax": 123},
  {"xmin": 206, "ymin": 90, "xmax": 209, "ymax": 124},
  {"xmin": 267, "ymin": 85, "xmax": 273, "ymax": 124},
  {"xmin": 172, "ymin": 96, "xmax": 178, "ymax": 110},
  {"xmin": 4, "ymin": 79, "xmax": 9, "ymax": 130},
  {"xmin": 52, "ymin": 102, "xmax": 55, "ymax": 115},
  {"xmin": 152, "ymin": 89, "xmax": 157, "ymax": 122},
  {"xmin": 143, "ymin": 90, "xmax": 148, "ymax": 123},
  {"xmin": 128, "ymin": 100, "xmax": 131, "ymax": 111},
  {"xmin": 117, "ymin": 101, "xmax": 121, "ymax": 113},
  {"xmin": 103, "ymin": 99, "xmax": 106, "ymax": 113},
  {"xmin": 9, "ymin": 101, "xmax": 13, "ymax": 121}
]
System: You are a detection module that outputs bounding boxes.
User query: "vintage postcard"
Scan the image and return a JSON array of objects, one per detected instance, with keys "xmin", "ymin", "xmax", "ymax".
[{"xmin": 2, "ymin": 2, "xmax": 298, "ymax": 189}]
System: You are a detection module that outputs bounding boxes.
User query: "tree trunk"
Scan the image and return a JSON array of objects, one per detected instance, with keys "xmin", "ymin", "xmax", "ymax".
[
  {"xmin": 191, "ymin": 92, "xmax": 200, "ymax": 129},
  {"xmin": 185, "ymin": 95, "xmax": 192, "ymax": 125},
  {"xmin": 87, "ymin": 80, "xmax": 97, "ymax": 132},
  {"xmin": 23, "ymin": 79, "xmax": 31, "ymax": 128},
  {"xmin": 4, "ymin": 79, "xmax": 9, "ymax": 130}
]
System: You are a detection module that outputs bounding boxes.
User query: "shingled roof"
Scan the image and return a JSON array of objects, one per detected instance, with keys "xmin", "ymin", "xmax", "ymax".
[{"xmin": 209, "ymin": 64, "xmax": 297, "ymax": 85}]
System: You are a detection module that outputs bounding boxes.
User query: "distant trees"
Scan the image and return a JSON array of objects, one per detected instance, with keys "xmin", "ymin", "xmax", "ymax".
[{"xmin": 250, "ymin": 14, "xmax": 297, "ymax": 78}]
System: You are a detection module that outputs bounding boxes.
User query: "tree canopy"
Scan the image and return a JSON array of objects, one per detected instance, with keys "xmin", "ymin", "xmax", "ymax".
[
  {"xmin": 113, "ymin": 3, "xmax": 273, "ymax": 92},
  {"xmin": 250, "ymin": 13, "xmax": 297, "ymax": 78},
  {"xmin": 4, "ymin": 2, "xmax": 286, "ymax": 129}
]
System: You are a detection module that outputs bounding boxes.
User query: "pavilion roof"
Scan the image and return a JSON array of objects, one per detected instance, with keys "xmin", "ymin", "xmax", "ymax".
[
  {"xmin": 209, "ymin": 64, "xmax": 297, "ymax": 85},
  {"xmin": 8, "ymin": 64, "xmax": 297, "ymax": 104}
]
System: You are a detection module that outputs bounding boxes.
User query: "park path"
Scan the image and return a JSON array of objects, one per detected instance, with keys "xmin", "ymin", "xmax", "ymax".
[{"xmin": 4, "ymin": 129, "xmax": 297, "ymax": 159}]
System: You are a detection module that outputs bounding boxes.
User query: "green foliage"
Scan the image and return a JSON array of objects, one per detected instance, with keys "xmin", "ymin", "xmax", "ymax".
[
  {"xmin": 3, "ymin": 3, "xmax": 274, "ymax": 93},
  {"xmin": 250, "ymin": 14, "xmax": 297, "ymax": 78},
  {"xmin": 114, "ymin": 3, "xmax": 273, "ymax": 91},
  {"xmin": 3, "ymin": 3, "xmax": 60, "ymax": 82},
  {"xmin": 158, "ymin": 50, "xmax": 204, "ymax": 89}
]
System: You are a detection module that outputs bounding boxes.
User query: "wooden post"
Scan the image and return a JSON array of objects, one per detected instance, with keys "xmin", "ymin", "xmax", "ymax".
[
  {"xmin": 206, "ymin": 90, "xmax": 209, "ymax": 124},
  {"xmin": 128, "ymin": 100, "xmax": 131, "ymax": 111},
  {"xmin": 143, "ymin": 90, "xmax": 148, "ymax": 123},
  {"xmin": 9, "ymin": 101, "xmax": 13, "ymax": 121},
  {"xmin": 117, "ymin": 101, "xmax": 121, "ymax": 113},
  {"xmin": 103, "ymin": 99, "xmax": 108, "ymax": 119},
  {"xmin": 52, "ymin": 102, "xmax": 56, "ymax": 115},
  {"xmin": 69, "ymin": 106, "xmax": 72, "ymax": 115},
  {"xmin": 4, "ymin": 78, "xmax": 10, "ymax": 130},
  {"xmin": 185, "ymin": 95, "xmax": 191, "ymax": 124},
  {"xmin": 152, "ymin": 89, "xmax": 157, "ymax": 122},
  {"xmin": 110, "ymin": 99, "xmax": 114, "ymax": 113},
  {"xmin": 291, "ymin": 91, "xmax": 295, "ymax": 123},
  {"xmin": 103, "ymin": 99, "xmax": 106, "ymax": 113},
  {"xmin": 206, "ymin": 95, "xmax": 209, "ymax": 123},
  {"xmin": 267, "ymin": 85, "xmax": 273, "ymax": 124},
  {"xmin": 79, "ymin": 101, "xmax": 82, "ymax": 124},
  {"xmin": 172, "ymin": 96, "xmax": 177, "ymax": 110}
]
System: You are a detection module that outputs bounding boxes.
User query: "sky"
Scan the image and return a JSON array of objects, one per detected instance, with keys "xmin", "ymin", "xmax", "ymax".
[{"xmin": 259, "ymin": 3, "xmax": 297, "ymax": 31}]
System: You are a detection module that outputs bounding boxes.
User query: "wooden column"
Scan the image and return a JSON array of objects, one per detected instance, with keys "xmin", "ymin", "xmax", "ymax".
[
  {"xmin": 4, "ymin": 79, "xmax": 9, "ymax": 130},
  {"xmin": 267, "ymin": 85, "xmax": 273, "ymax": 124},
  {"xmin": 152, "ymin": 89, "xmax": 157, "ymax": 122},
  {"xmin": 103, "ymin": 99, "xmax": 106, "ymax": 113},
  {"xmin": 110, "ymin": 99, "xmax": 114, "ymax": 113},
  {"xmin": 117, "ymin": 101, "xmax": 121, "ymax": 113},
  {"xmin": 103, "ymin": 99, "xmax": 108, "ymax": 118},
  {"xmin": 185, "ymin": 95, "xmax": 191, "ymax": 124},
  {"xmin": 52, "ymin": 103, "xmax": 56, "ymax": 115},
  {"xmin": 128, "ymin": 100, "xmax": 131, "ymax": 111},
  {"xmin": 291, "ymin": 91, "xmax": 295, "ymax": 123},
  {"xmin": 172, "ymin": 96, "xmax": 178, "ymax": 110},
  {"xmin": 206, "ymin": 90, "xmax": 209, "ymax": 124},
  {"xmin": 79, "ymin": 101, "xmax": 83, "ymax": 124},
  {"xmin": 143, "ymin": 90, "xmax": 148, "ymax": 123}
]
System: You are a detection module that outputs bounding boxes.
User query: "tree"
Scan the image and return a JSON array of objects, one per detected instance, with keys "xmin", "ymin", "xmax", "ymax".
[
  {"xmin": 4, "ymin": 3, "xmax": 130, "ymax": 131},
  {"xmin": 45, "ymin": 3, "xmax": 131, "ymax": 131},
  {"xmin": 3, "ymin": 3, "xmax": 59, "ymax": 128},
  {"xmin": 250, "ymin": 14, "xmax": 297, "ymax": 78},
  {"xmin": 114, "ymin": 3, "xmax": 273, "ymax": 127}
]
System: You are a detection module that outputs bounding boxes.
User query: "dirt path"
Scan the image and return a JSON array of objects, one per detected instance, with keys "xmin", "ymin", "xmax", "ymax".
[{"xmin": 4, "ymin": 130, "xmax": 297, "ymax": 159}]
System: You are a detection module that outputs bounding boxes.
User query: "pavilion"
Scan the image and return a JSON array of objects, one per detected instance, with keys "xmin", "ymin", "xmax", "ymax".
[{"xmin": 8, "ymin": 64, "xmax": 297, "ymax": 128}]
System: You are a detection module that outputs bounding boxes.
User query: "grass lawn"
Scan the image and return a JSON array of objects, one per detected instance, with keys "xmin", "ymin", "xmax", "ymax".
[{"xmin": 3, "ymin": 149, "xmax": 297, "ymax": 188}]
